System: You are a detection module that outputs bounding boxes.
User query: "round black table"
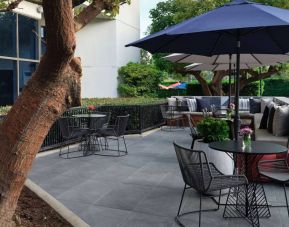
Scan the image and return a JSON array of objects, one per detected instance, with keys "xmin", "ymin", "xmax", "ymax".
[
  {"xmin": 73, "ymin": 114, "xmax": 106, "ymax": 154},
  {"xmin": 209, "ymin": 140, "xmax": 288, "ymax": 227}
]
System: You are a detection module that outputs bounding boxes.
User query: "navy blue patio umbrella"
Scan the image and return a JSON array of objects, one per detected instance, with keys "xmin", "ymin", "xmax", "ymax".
[{"xmin": 126, "ymin": 0, "xmax": 289, "ymax": 139}]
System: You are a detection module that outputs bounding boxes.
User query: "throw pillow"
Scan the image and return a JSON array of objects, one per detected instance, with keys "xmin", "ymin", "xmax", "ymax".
[
  {"xmin": 267, "ymin": 105, "xmax": 277, "ymax": 133},
  {"xmin": 260, "ymin": 98, "xmax": 273, "ymax": 113},
  {"xmin": 196, "ymin": 98, "xmax": 211, "ymax": 112},
  {"xmin": 167, "ymin": 97, "xmax": 177, "ymax": 107},
  {"xmin": 249, "ymin": 98, "xmax": 261, "ymax": 113},
  {"xmin": 186, "ymin": 98, "xmax": 197, "ymax": 112},
  {"xmin": 259, "ymin": 106, "xmax": 269, "ymax": 129},
  {"xmin": 239, "ymin": 98, "xmax": 249, "ymax": 111},
  {"xmin": 177, "ymin": 98, "xmax": 189, "ymax": 111},
  {"xmin": 273, "ymin": 106, "xmax": 289, "ymax": 136}
]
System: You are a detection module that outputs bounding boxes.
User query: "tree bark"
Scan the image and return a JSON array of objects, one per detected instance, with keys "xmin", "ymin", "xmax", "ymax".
[{"xmin": 0, "ymin": 0, "xmax": 81, "ymax": 225}]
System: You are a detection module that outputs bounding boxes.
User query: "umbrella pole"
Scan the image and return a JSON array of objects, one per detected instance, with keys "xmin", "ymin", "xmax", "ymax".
[
  {"xmin": 228, "ymin": 54, "xmax": 232, "ymax": 108},
  {"xmin": 234, "ymin": 34, "xmax": 241, "ymax": 141}
]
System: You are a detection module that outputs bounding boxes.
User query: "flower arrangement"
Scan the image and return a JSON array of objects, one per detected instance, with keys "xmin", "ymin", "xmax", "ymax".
[
  {"xmin": 240, "ymin": 127, "xmax": 253, "ymax": 146},
  {"xmin": 87, "ymin": 105, "xmax": 96, "ymax": 116},
  {"xmin": 240, "ymin": 127, "xmax": 253, "ymax": 136}
]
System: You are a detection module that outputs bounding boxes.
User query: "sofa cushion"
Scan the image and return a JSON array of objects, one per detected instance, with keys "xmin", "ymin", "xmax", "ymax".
[
  {"xmin": 273, "ymin": 105, "xmax": 289, "ymax": 136},
  {"xmin": 254, "ymin": 113, "xmax": 288, "ymax": 147},
  {"xmin": 250, "ymin": 98, "xmax": 261, "ymax": 113},
  {"xmin": 167, "ymin": 97, "xmax": 177, "ymax": 106},
  {"xmin": 196, "ymin": 98, "xmax": 211, "ymax": 111},
  {"xmin": 186, "ymin": 98, "xmax": 197, "ymax": 112},
  {"xmin": 177, "ymin": 98, "xmax": 189, "ymax": 111},
  {"xmin": 261, "ymin": 98, "xmax": 273, "ymax": 113},
  {"xmin": 267, "ymin": 105, "xmax": 277, "ymax": 133},
  {"xmin": 239, "ymin": 98, "xmax": 250, "ymax": 111},
  {"xmin": 259, "ymin": 106, "xmax": 269, "ymax": 129}
]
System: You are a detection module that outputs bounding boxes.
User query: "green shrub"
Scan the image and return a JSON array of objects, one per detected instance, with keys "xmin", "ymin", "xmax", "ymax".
[
  {"xmin": 197, "ymin": 118, "xmax": 229, "ymax": 143},
  {"xmin": 263, "ymin": 78, "xmax": 289, "ymax": 96},
  {"xmin": 118, "ymin": 62, "xmax": 165, "ymax": 97}
]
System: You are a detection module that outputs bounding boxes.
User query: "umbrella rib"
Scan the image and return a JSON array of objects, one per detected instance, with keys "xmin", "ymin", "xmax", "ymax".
[
  {"xmin": 176, "ymin": 54, "xmax": 191, "ymax": 63},
  {"xmin": 152, "ymin": 34, "xmax": 184, "ymax": 54},
  {"xmin": 265, "ymin": 27, "xmax": 286, "ymax": 53},
  {"xmin": 209, "ymin": 33, "xmax": 222, "ymax": 56},
  {"xmin": 213, "ymin": 55, "xmax": 220, "ymax": 65},
  {"xmin": 251, "ymin": 53, "xmax": 263, "ymax": 64}
]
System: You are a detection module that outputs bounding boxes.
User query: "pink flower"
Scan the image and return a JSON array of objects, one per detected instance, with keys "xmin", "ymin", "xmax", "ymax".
[
  {"xmin": 87, "ymin": 105, "xmax": 96, "ymax": 111},
  {"xmin": 229, "ymin": 103, "xmax": 235, "ymax": 110},
  {"xmin": 240, "ymin": 127, "xmax": 253, "ymax": 136}
]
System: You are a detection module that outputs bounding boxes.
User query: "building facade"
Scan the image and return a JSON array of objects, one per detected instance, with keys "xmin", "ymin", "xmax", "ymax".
[
  {"xmin": 0, "ymin": 1, "xmax": 140, "ymax": 106},
  {"xmin": 75, "ymin": 0, "xmax": 140, "ymax": 98}
]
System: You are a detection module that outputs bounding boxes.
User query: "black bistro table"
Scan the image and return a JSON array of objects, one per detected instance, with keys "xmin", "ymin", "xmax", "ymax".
[
  {"xmin": 209, "ymin": 140, "xmax": 288, "ymax": 227},
  {"xmin": 73, "ymin": 114, "xmax": 106, "ymax": 155}
]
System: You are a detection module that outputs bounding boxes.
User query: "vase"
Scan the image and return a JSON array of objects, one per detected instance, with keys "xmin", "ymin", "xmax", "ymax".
[
  {"xmin": 226, "ymin": 112, "xmax": 231, "ymax": 120},
  {"xmin": 243, "ymin": 134, "xmax": 251, "ymax": 147}
]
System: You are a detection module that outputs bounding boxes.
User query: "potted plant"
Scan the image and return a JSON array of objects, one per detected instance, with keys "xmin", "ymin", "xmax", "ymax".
[{"xmin": 194, "ymin": 117, "xmax": 234, "ymax": 175}]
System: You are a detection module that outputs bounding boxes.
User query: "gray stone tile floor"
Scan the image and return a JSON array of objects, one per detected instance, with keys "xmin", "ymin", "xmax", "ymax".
[{"xmin": 29, "ymin": 128, "xmax": 289, "ymax": 227}]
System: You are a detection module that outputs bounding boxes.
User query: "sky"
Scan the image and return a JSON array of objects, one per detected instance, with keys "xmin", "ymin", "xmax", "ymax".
[{"xmin": 140, "ymin": 0, "xmax": 163, "ymax": 37}]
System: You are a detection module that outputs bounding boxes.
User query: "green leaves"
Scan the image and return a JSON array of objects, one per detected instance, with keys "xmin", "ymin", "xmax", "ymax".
[
  {"xmin": 118, "ymin": 62, "xmax": 165, "ymax": 97},
  {"xmin": 197, "ymin": 118, "xmax": 229, "ymax": 143}
]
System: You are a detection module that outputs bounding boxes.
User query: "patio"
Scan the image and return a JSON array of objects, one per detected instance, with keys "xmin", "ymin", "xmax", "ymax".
[{"xmin": 29, "ymin": 128, "xmax": 288, "ymax": 227}]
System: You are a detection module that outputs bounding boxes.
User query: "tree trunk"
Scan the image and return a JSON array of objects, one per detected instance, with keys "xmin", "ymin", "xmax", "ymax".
[{"xmin": 0, "ymin": 0, "xmax": 81, "ymax": 225}]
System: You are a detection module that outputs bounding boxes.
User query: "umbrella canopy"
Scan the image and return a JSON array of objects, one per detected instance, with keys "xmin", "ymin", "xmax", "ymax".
[
  {"xmin": 164, "ymin": 53, "xmax": 289, "ymax": 65},
  {"xmin": 174, "ymin": 82, "xmax": 188, "ymax": 89},
  {"xmin": 126, "ymin": 0, "xmax": 289, "ymax": 56},
  {"xmin": 185, "ymin": 63, "xmax": 259, "ymax": 71},
  {"xmin": 126, "ymin": 0, "xmax": 289, "ymax": 140}
]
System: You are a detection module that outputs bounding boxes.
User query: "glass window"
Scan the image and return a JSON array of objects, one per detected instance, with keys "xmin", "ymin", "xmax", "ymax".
[
  {"xmin": 40, "ymin": 26, "xmax": 46, "ymax": 56},
  {"xmin": 0, "ymin": 13, "xmax": 17, "ymax": 57},
  {"xmin": 0, "ymin": 59, "xmax": 17, "ymax": 106},
  {"xmin": 19, "ymin": 61, "xmax": 36, "ymax": 93},
  {"xmin": 19, "ymin": 15, "xmax": 38, "ymax": 59}
]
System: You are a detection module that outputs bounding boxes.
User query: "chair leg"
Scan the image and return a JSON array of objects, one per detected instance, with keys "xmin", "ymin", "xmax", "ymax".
[
  {"xmin": 217, "ymin": 190, "xmax": 221, "ymax": 210},
  {"xmin": 177, "ymin": 184, "xmax": 187, "ymax": 216},
  {"xmin": 284, "ymin": 184, "xmax": 289, "ymax": 216},
  {"xmin": 117, "ymin": 137, "xmax": 120, "ymax": 156},
  {"xmin": 199, "ymin": 193, "xmax": 202, "ymax": 227},
  {"xmin": 123, "ymin": 136, "xmax": 128, "ymax": 154}
]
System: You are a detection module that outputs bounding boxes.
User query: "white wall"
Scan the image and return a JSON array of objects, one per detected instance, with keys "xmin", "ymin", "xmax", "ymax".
[
  {"xmin": 13, "ymin": 1, "xmax": 42, "ymax": 20},
  {"xmin": 75, "ymin": 0, "xmax": 140, "ymax": 98}
]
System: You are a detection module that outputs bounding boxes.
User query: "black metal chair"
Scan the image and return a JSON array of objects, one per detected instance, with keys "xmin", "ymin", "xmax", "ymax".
[
  {"xmin": 160, "ymin": 105, "xmax": 185, "ymax": 131},
  {"xmin": 258, "ymin": 149, "xmax": 289, "ymax": 216},
  {"xmin": 58, "ymin": 117, "xmax": 89, "ymax": 158},
  {"xmin": 98, "ymin": 114, "xmax": 129, "ymax": 156},
  {"xmin": 186, "ymin": 114, "xmax": 202, "ymax": 149},
  {"xmin": 174, "ymin": 142, "xmax": 248, "ymax": 227}
]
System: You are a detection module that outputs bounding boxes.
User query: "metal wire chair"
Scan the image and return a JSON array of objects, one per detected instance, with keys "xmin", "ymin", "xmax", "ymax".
[
  {"xmin": 186, "ymin": 114, "xmax": 202, "ymax": 149},
  {"xmin": 98, "ymin": 114, "xmax": 129, "ymax": 156},
  {"xmin": 160, "ymin": 105, "xmax": 185, "ymax": 131},
  {"xmin": 258, "ymin": 147, "xmax": 289, "ymax": 216},
  {"xmin": 58, "ymin": 117, "xmax": 89, "ymax": 159},
  {"xmin": 174, "ymin": 142, "xmax": 248, "ymax": 227}
]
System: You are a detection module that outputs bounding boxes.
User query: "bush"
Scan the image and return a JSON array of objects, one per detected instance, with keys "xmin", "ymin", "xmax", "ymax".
[
  {"xmin": 197, "ymin": 118, "xmax": 229, "ymax": 143},
  {"xmin": 263, "ymin": 78, "xmax": 289, "ymax": 96},
  {"xmin": 0, "ymin": 106, "xmax": 11, "ymax": 115},
  {"xmin": 82, "ymin": 97, "xmax": 166, "ymax": 106},
  {"xmin": 118, "ymin": 62, "xmax": 165, "ymax": 97}
]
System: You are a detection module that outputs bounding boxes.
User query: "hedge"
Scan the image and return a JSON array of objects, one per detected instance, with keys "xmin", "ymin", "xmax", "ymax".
[{"xmin": 262, "ymin": 79, "xmax": 289, "ymax": 96}]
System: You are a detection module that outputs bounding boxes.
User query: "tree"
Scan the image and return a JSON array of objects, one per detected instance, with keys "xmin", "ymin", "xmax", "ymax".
[
  {"xmin": 0, "ymin": 0, "xmax": 130, "ymax": 225},
  {"xmin": 148, "ymin": 0, "xmax": 289, "ymax": 96}
]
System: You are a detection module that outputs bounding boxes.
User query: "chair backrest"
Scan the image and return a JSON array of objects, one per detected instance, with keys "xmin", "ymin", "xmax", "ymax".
[
  {"xmin": 59, "ymin": 117, "xmax": 71, "ymax": 139},
  {"xmin": 173, "ymin": 142, "xmax": 213, "ymax": 192},
  {"xmin": 89, "ymin": 112, "xmax": 111, "ymax": 130},
  {"xmin": 160, "ymin": 105, "xmax": 176, "ymax": 119},
  {"xmin": 186, "ymin": 114, "xmax": 198, "ymax": 138},
  {"xmin": 114, "ymin": 114, "xmax": 129, "ymax": 136}
]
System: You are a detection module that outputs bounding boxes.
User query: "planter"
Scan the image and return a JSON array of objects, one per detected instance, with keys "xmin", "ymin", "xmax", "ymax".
[{"xmin": 194, "ymin": 139, "xmax": 234, "ymax": 175}]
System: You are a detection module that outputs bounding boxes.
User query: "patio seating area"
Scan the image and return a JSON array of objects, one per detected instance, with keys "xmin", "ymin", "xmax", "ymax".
[{"xmin": 29, "ymin": 128, "xmax": 289, "ymax": 227}]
